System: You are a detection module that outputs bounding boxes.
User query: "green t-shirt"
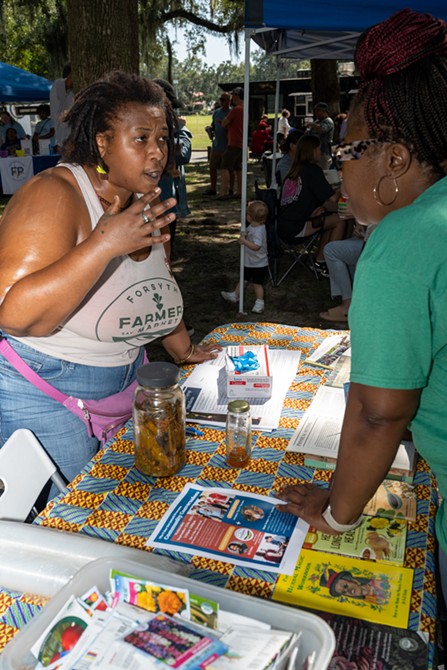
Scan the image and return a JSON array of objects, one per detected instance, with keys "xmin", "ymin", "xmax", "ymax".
[{"xmin": 349, "ymin": 176, "xmax": 447, "ymax": 554}]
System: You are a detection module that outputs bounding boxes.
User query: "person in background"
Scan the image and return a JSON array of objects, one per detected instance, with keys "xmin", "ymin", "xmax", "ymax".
[
  {"xmin": 250, "ymin": 119, "xmax": 273, "ymax": 158},
  {"xmin": 277, "ymin": 134, "xmax": 345, "ymax": 272},
  {"xmin": 221, "ymin": 200, "xmax": 269, "ymax": 314},
  {"xmin": 155, "ymin": 79, "xmax": 194, "ymax": 336},
  {"xmin": 0, "ymin": 128, "xmax": 21, "ymax": 156},
  {"xmin": 277, "ymin": 108, "xmax": 291, "ymax": 145},
  {"xmin": 276, "ymin": 130, "xmax": 302, "ymax": 185},
  {"xmin": 307, "ymin": 102, "xmax": 334, "ymax": 169},
  {"xmin": 156, "ymin": 79, "xmax": 192, "ymax": 246},
  {"xmin": 319, "ymin": 221, "xmax": 377, "ymax": 323},
  {"xmin": 277, "ymin": 8, "xmax": 447, "ymax": 609},
  {"xmin": 204, "ymin": 92, "xmax": 233, "ymax": 196},
  {"xmin": 49, "ymin": 62, "xmax": 74, "ymax": 153},
  {"xmin": 219, "ymin": 86, "xmax": 244, "ymax": 200},
  {"xmin": 0, "ymin": 71, "xmax": 220, "ymax": 496},
  {"xmin": 32, "ymin": 104, "xmax": 56, "ymax": 155},
  {"xmin": 0, "ymin": 110, "xmax": 26, "ymax": 144}
]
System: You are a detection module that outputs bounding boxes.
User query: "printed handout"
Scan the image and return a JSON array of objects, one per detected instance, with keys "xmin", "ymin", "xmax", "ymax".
[
  {"xmin": 287, "ymin": 385, "xmax": 346, "ymax": 457},
  {"xmin": 182, "ymin": 348, "xmax": 301, "ymax": 431},
  {"xmin": 147, "ymin": 484, "xmax": 309, "ymax": 575},
  {"xmin": 287, "ymin": 385, "xmax": 416, "ymax": 474}
]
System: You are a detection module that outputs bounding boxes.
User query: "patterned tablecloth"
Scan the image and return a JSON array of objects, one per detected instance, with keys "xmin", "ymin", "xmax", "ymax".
[{"xmin": 0, "ymin": 323, "xmax": 440, "ymax": 665}]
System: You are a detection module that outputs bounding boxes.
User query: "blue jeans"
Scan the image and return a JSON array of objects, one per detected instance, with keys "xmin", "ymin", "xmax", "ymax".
[
  {"xmin": 0, "ymin": 337, "xmax": 143, "ymax": 494},
  {"xmin": 323, "ymin": 238, "xmax": 364, "ymax": 301}
]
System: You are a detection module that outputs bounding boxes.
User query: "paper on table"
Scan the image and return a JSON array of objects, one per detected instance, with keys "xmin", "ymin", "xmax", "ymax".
[
  {"xmin": 287, "ymin": 386, "xmax": 346, "ymax": 457},
  {"xmin": 147, "ymin": 484, "xmax": 309, "ymax": 575},
  {"xmin": 287, "ymin": 385, "xmax": 415, "ymax": 471},
  {"xmin": 304, "ymin": 333, "xmax": 351, "ymax": 369},
  {"xmin": 182, "ymin": 348, "xmax": 301, "ymax": 431}
]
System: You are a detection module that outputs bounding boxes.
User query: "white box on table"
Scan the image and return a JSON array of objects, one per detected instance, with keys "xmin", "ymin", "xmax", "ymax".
[
  {"xmin": 0, "ymin": 556, "xmax": 335, "ymax": 670},
  {"xmin": 225, "ymin": 344, "xmax": 272, "ymax": 399}
]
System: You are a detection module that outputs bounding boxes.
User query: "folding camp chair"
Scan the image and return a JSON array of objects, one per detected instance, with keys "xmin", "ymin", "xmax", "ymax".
[
  {"xmin": 0, "ymin": 429, "xmax": 67, "ymax": 522},
  {"xmin": 273, "ymin": 229, "xmax": 322, "ymax": 286}
]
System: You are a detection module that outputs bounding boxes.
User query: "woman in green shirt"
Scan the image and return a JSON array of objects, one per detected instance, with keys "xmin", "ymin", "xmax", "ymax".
[{"xmin": 278, "ymin": 8, "xmax": 447, "ymax": 606}]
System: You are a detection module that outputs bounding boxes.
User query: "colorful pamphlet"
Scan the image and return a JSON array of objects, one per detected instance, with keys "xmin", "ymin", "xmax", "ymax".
[
  {"xmin": 303, "ymin": 515, "xmax": 407, "ymax": 566},
  {"xmin": 272, "ymin": 549, "xmax": 413, "ymax": 629},
  {"xmin": 363, "ymin": 479, "xmax": 417, "ymax": 521},
  {"xmin": 110, "ymin": 569, "xmax": 190, "ymax": 619},
  {"xmin": 122, "ymin": 614, "xmax": 228, "ymax": 669}
]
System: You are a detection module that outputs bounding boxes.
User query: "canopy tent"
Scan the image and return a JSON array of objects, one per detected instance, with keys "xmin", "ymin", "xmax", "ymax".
[
  {"xmin": 0, "ymin": 61, "xmax": 52, "ymax": 103},
  {"xmin": 245, "ymin": 1, "xmax": 447, "ymax": 60},
  {"xmin": 235, "ymin": 2, "xmax": 447, "ymax": 312}
]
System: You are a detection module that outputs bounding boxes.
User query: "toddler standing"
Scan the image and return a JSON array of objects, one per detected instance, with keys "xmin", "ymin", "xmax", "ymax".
[{"xmin": 221, "ymin": 200, "xmax": 269, "ymax": 314}]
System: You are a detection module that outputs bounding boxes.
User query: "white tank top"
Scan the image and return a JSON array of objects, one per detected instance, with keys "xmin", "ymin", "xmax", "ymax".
[{"xmin": 17, "ymin": 163, "xmax": 183, "ymax": 367}]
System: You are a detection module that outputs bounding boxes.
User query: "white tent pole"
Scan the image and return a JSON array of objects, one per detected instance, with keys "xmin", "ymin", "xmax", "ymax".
[
  {"xmin": 269, "ymin": 57, "xmax": 281, "ymax": 189},
  {"xmin": 238, "ymin": 29, "xmax": 252, "ymax": 315}
]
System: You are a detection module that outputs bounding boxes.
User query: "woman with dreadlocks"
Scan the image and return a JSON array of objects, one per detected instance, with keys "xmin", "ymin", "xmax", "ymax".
[
  {"xmin": 0, "ymin": 71, "xmax": 219, "ymax": 491},
  {"xmin": 278, "ymin": 9, "xmax": 447, "ymax": 605}
]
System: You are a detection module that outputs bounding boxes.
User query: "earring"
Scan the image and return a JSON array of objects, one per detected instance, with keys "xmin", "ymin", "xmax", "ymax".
[
  {"xmin": 373, "ymin": 176, "xmax": 399, "ymax": 207},
  {"xmin": 96, "ymin": 164, "xmax": 107, "ymax": 175}
]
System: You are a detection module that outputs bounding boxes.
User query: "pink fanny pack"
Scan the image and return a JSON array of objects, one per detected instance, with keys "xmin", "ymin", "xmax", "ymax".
[{"xmin": 0, "ymin": 337, "xmax": 145, "ymax": 443}]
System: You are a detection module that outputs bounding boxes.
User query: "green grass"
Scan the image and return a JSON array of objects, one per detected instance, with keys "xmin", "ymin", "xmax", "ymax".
[{"xmin": 185, "ymin": 114, "xmax": 212, "ymax": 151}]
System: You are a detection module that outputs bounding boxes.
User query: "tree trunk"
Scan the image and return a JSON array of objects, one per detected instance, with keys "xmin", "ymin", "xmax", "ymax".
[
  {"xmin": 310, "ymin": 60, "xmax": 341, "ymax": 116},
  {"xmin": 67, "ymin": 0, "xmax": 139, "ymax": 92}
]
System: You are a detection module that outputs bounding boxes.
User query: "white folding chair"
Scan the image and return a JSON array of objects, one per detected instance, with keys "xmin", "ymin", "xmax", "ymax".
[{"xmin": 0, "ymin": 429, "xmax": 67, "ymax": 522}]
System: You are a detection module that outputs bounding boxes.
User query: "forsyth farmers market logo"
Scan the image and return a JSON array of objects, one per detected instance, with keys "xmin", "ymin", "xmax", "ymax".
[{"xmin": 95, "ymin": 278, "xmax": 182, "ymax": 344}]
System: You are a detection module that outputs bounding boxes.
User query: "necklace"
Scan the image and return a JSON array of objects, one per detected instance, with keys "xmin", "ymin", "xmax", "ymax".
[{"xmin": 95, "ymin": 192, "xmax": 133, "ymax": 211}]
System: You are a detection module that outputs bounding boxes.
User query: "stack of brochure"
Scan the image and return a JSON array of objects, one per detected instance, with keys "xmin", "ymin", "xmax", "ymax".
[{"xmin": 30, "ymin": 570, "xmax": 303, "ymax": 670}]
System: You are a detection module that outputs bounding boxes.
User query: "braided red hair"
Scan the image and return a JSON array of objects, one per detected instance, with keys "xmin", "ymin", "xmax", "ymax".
[{"xmin": 353, "ymin": 9, "xmax": 447, "ymax": 173}]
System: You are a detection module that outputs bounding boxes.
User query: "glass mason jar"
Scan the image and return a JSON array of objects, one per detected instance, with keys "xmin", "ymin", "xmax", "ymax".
[
  {"xmin": 133, "ymin": 362, "xmax": 186, "ymax": 477},
  {"xmin": 225, "ymin": 400, "xmax": 252, "ymax": 468}
]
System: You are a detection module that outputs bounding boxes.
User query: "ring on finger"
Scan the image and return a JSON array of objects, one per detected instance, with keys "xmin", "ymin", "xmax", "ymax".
[{"xmin": 142, "ymin": 211, "xmax": 150, "ymax": 224}]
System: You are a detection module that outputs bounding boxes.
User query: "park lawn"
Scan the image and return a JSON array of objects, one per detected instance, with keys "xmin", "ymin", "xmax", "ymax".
[{"xmin": 185, "ymin": 114, "xmax": 212, "ymax": 151}]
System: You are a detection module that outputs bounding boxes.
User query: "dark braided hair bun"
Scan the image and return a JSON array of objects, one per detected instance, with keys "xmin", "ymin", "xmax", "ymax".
[
  {"xmin": 356, "ymin": 9, "xmax": 447, "ymax": 81},
  {"xmin": 354, "ymin": 9, "xmax": 447, "ymax": 174},
  {"xmin": 61, "ymin": 70, "xmax": 177, "ymax": 171}
]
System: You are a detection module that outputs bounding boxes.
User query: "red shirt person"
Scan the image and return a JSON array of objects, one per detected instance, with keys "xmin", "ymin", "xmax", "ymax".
[{"xmin": 219, "ymin": 87, "xmax": 244, "ymax": 198}]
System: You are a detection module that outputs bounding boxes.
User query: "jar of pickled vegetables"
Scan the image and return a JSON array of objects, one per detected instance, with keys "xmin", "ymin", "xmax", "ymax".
[{"xmin": 133, "ymin": 362, "xmax": 186, "ymax": 477}]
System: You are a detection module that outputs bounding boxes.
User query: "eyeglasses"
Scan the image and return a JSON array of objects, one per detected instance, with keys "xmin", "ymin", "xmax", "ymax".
[{"xmin": 334, "ymin": 139, "xmax": 379, "ymax": 169}]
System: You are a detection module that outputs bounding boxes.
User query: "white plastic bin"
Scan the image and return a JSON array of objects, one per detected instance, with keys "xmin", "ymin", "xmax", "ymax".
[{"xmin": 0, "ymin": 556, "xmax": 335, "ymax": 669}]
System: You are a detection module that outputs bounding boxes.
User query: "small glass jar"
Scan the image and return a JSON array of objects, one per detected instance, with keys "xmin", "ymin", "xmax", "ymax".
[
  {"xmin": 133, "ymin": 362, "xmax": 186, "ymax": 477},
  {"xmin": 225, "ymin": 400, "xmax": 252, "ymax": 468}
]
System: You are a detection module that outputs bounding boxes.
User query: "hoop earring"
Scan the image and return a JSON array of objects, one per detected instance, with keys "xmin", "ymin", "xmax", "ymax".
[{"xmin": 373, "ymin": 176, "xmax": 399, "ymax": 207}]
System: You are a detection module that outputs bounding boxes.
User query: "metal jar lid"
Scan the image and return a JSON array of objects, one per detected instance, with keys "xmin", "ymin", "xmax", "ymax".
[
  {"xmin": 136, "ymin": 362, "xmax": 180, "ymax": 388},
  {"xmin": 227, "ymin": 399, "xmax": 250, "ymax": 413}
]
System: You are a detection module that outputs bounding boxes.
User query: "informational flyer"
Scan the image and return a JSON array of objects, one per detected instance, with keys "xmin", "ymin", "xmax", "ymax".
[{"xmin": 146, "ymin": 484, "xmax": 309, "ymax": 575}]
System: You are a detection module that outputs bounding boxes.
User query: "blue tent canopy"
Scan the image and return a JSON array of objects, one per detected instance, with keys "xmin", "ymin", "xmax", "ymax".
[
  {"xmin": 0, "ymin": 61, "xmax": 52, "ymax": 103},
  {"xmin": 245, "ymin": 1, "xmax": 447, "ymax": 59}
]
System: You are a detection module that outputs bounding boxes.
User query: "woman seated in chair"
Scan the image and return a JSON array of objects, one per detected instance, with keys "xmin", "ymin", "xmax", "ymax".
[{"xmin": 277, "ymin": 135, "xmax": 345, "ymax": 274}]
